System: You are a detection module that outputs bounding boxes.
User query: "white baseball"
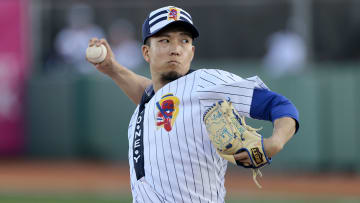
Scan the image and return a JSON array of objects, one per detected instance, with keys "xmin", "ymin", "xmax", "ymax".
[{"xmin": 86, "ymin": 44, "xmax": 107, "ymax": 63}]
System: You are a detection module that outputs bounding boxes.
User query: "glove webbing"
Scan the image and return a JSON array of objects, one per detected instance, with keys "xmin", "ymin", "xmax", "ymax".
[
  {"xmin": 240, "ymin": 116, "xmax": 265, "ymax": 188},
  {"xmin": 232, "ymin": 111, "xmax": 264, "ymax": 188},
  {"xmin": 237, "ymin": 112, "xmax": 263, "ymax": 135}
]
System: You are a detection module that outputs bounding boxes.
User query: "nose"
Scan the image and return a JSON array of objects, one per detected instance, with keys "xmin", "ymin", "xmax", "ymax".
[{"xmin": 169, "ymin": 41, "xmax": 181, "ymax": 56}]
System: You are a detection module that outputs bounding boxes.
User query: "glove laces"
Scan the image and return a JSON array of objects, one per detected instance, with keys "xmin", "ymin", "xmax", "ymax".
[
  {"xmin": 240, "ymin": 116, "xmax": 264, "ymax": 188},
  {"xmin": 252, "ymin": 168, "xmax": 263, "ymax": 188},
  {"xmin": 240, "ymin": 116, "xmax": 263, "ymax": 133}
]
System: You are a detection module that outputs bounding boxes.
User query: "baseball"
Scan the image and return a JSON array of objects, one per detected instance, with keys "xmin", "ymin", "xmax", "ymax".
[{"xmin": 86, "ymin": 44, "xmax": 107, "ymax": 63}]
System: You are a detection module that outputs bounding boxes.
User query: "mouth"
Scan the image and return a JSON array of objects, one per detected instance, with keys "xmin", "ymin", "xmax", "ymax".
[{"xmin": 168, "ymin": 60, "xmax": 180, "ymax": 65}]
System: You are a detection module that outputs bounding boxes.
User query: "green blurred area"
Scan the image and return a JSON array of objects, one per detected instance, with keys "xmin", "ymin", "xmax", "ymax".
[
  {"xmin": 1, "ymin": 193, "xmax": 359, "ymax": 203},
  {"xmin": 0, "ymin": 193, "xmax": 131, "ymax": 203},
  {"xmin": 26, "ymin": 61, "xmax": 360, "ymax": 172}
]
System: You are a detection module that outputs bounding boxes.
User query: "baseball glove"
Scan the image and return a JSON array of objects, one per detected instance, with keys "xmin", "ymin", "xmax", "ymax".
[{"xmin": 203, "ymin": 100, "xmax": 271, "ymax": 188}]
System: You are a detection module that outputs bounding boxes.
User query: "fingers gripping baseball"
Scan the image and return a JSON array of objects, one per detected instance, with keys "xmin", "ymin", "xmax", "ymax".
[{"xmin": 86, "ymin": 38, "xmax": 116, "ymax": 75}]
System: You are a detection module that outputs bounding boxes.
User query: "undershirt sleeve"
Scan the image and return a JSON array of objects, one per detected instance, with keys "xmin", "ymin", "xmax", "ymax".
[{"xmin": 250, "ymin": 88, "xmax": 299, "ymax": 133}]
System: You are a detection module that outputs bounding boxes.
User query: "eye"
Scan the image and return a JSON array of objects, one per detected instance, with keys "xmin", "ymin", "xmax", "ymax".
[
  {"xmin": 182, "ymin": 39, "xmax": 189, "ymax": 43},
  {"xmin": 159, "ymin": 39, "xmax": 169, "ymax": 43}
]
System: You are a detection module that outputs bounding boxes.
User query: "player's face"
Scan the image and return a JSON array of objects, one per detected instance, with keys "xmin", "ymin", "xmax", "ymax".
[{"xmin": 142, "ymin": 27, "xmax": 195, "ymax": 83}]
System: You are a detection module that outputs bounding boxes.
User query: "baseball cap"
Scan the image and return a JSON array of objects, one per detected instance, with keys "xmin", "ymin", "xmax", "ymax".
[{"xmin": 142, "ymin": 6, "xmax": 200, "ymax": 44}]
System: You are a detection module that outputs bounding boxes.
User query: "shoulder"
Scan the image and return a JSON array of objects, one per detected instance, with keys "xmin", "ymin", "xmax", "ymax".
[
  {"xmin": 194, "ymin": 68, "xmax": 243, "ymax": 87},
  {"xmin": 244, "ymin": 76, "xmax": 270, "ymax": 90},
  {"xmin": 197, "ymin": 68, "xmax": 243, "ymax": 80}
]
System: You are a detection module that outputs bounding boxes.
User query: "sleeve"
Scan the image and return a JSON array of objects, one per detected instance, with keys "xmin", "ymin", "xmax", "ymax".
[
  {"xmin": 196, "ymin": 69, "xmax": 299, "ymax": 133},
  {"xmin": 196, "ymin": 69, "xmax": 267, "ymax": 118},
  {"xmin": 250, "ymin": 88, "xmax": 300, "ymax": 133}
]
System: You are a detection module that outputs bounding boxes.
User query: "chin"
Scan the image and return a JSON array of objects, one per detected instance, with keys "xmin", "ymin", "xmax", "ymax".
[
  {"xmin": 160, "ymin": 70, "xmax": 183, "ymax": 83},
  {"xmin": 169, "ymin": 63, "xmax": 190, "ymax": 74},
  {"xmin": 167, "ymin": 62, "xmax": 181, "ymax": 70}
]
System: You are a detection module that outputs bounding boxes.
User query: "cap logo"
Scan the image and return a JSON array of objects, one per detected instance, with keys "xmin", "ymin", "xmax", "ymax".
[
  {"xmin": 143, "ymin": 6, "xmax": 199, "ymax": 43},
  {"xmin": 167, "ymin": 8, "xmax": 180, "ymax": 21}
]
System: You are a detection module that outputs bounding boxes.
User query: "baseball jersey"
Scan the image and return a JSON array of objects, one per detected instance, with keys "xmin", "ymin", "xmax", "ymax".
[{"xmin": 127, "ymin": 68, "xmax": 298, "ymax": 203}]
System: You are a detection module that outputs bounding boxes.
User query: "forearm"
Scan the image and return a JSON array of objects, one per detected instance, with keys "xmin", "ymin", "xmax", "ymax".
[
  {"xmin": 264, "ymin": 117, "xmax": 296, "ymax": 157},
  {"xmin": 87, "ymin": 38, "xmax": 152, "ymax": 105},
  {"xmin": 107, "ymin": 62, "xmax": 152, "ymax": 105}
]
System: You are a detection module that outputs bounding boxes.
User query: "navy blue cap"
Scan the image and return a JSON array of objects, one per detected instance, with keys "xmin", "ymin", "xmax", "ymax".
[{"xmin": 142, "ymin": 6, "xmax": 200, "ymax": 44}]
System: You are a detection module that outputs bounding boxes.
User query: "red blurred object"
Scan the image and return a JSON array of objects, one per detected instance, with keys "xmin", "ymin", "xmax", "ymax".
[{"xmin": 0, "ymin": 0, "xmax": 29, "ymax": 156}]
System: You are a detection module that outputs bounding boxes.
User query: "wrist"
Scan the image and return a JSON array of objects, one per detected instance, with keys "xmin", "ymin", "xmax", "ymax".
[
  {"xmin": 105, "ymin": 60, "xmax": 123, "ymax": 78},
  {"xmin": 263, "ymin": 137, "xmax": 284, "ymax": 158}
]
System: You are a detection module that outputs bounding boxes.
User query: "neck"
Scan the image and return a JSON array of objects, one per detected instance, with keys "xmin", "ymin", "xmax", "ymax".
[
  {"xmin": 148, "ymin": 69, "xmax": 163, "ymax": 92},
  {"xmin": 153, "ymin": 79, "xmax": 167, "ymax": 92},
  {"xmin": 150, "ymin": 68, "xmax": 192, "ymax": 92}
]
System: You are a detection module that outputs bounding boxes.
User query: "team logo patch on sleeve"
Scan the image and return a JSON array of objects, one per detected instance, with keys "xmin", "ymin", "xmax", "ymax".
[
  {"xmin": 156, "ymin": 93, "xmax": 180, "ymax": 132},
  {"xmin": 167, "ymin": 7, "xmax": 180, "ymax": 21}
]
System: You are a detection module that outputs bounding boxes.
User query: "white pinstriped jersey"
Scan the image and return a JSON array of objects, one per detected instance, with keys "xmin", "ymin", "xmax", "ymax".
[{"xmin": 128, "ymin": 69, "xmax": 269, "ymax": 203}]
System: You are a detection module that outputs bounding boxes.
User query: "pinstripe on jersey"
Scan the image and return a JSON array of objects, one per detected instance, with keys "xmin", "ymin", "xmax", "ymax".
[{"xmin": 128, "ymin": 69, "xmax": 268, "ymax": 203}]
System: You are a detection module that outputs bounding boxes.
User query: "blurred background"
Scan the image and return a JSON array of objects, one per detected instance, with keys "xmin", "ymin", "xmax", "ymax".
[{"xmin": 1, "ymin": 0, "xmax": 360, "ymax": 202}]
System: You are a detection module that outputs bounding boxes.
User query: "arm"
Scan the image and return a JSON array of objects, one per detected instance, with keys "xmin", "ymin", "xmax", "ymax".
[
  {"xmin": 235, "ymin": 117, "xmax": 296, "ymax": 163},
  {"xmin": 105, "ymin": 61, "xmax": 152, "ymax": 105},
  {"xmin": 235, "ymin": 88, "xmax": 299, "ymax": 163},
  {"xmin": 87, "ymin": 38, "xmax": 152, "ymax": 105},
  {"xmin": 263, "ymin": 117, "xmax": 296, "ymax": 158}
]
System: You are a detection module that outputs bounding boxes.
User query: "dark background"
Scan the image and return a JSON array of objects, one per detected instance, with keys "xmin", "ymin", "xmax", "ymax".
[{"xmin": 33, "ymin": 0, "xmax": 360, "ymax": 74}]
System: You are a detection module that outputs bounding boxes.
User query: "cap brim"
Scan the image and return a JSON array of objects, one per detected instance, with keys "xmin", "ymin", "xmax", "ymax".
[{"xmin": 144, "ymin": 20, "xmax": 199, "ymax": 44}]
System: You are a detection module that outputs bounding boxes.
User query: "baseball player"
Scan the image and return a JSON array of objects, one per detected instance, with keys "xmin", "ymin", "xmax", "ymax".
[{"xmin": 87, "ymin": 6, "xmax": 299, "ymax": 203}]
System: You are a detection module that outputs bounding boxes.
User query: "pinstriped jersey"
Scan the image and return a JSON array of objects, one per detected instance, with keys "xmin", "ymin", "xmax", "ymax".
[{"xmin": 128, "ymin": 69, "xmax": 269, "ymax": 203}]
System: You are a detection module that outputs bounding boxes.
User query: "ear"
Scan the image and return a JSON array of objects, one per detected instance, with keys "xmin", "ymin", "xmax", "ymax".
[
  {"xmin": 142, "ymin": 44, "xmax": 150, "ymax": 63},
  {"xmin": 190, "ymin": 45, "xmax": 195, "ymax": 61}
]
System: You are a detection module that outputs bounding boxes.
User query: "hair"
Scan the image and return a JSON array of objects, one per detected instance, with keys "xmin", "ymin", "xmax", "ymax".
[{"xmin": 144, "ymin": 38, "xmax": 151, "ymax": 46}]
